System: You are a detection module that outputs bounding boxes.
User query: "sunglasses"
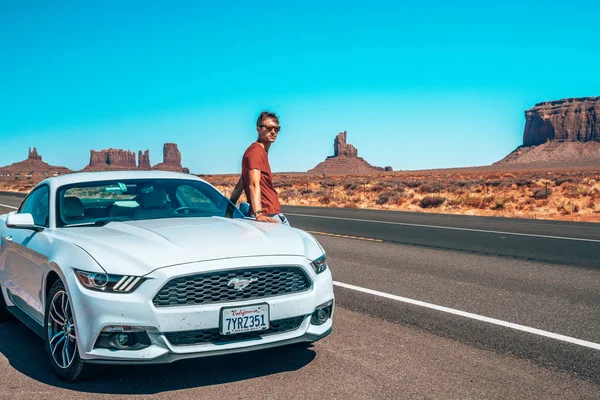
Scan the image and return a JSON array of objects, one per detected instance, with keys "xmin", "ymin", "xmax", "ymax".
[{"xmin": 259, "ymin": 125, "xmax": 280, "ymax": 133}]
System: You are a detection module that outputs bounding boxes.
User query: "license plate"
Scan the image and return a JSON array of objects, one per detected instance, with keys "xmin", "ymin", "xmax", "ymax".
[{"xmin": 220, "ymin": 304, "xmax": 270, "ymax": 335}]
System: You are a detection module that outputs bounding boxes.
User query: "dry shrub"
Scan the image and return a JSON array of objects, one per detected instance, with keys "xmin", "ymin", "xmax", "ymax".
[
  {"xmin": 448, "ymin": 185, "xmax": 465, "ymax": 194},
  {"xmin": 480, "ymin": 195, "xmax": 495, "ymax": 208},
  {"xmin": 555, "ymin": 178, "xmax": 574, "ymax": 186},
  {"xmin": 488, "ymin": 179, "xmax": 504, "ymax": 187},
  {"xmin": 463, "ymin": 194, "xmax": 494, "ymax": 209},
  {"xmin": 343, "ymin": 201, "xmax": 357, "ymax": 208},
  {"xmin": 515, "ymin": 179, "xmax": 533, "ymax": 187},
  {"xmin": 453, "ymin": 180, "xmax": 471, "ymax": 187},
  {"xmin": 274, "ymin": 181, "xmax": 292, "ymax": 188},
  {"xmin": 532, "ymin": 187, "xmax": 552, "ymax": 200},
  {"xmin": 557, "ymin": 200, "xmax": 580, "ymax": 214},
  {"xmin": 464, "ymin": 195, "xmax": 481, "ymax": 207},
  {"xmin": 404, "ymin": 181, "xmax": 423, "ymax": 188},
  {"xmin": 585, "ymin": 199, "xmax": 596, "ymax": 209},
  {"xmin": 420, "ymin": 196, "xmax": 446, "ymax": 208},
  {"xmin": 319, "ymin": 195, "xmax": 331, "ymax": 204},
  {"xmin": 575, "ymin": 185, "xmax": 592, "ymax": 196},
  {"xmin": 370, "ymin": 183, "xmax": 386, "ymax": 192},
  {"xmin": 446, "ymin": 197, "xmax": 462, "ymax": 207},
  {"xmin": 376, "ymin": 190, "xmax": 399, "ymax": 205},
  {"xmin": 300, "ymin": 189, "xmax": 313, "ymax": 195},
  {"xmin": 280, "ymin": 189, "xmax": 300, "ymax": 201},
  {"xmin": 418, "ymin": 183, "xmax": 439, "ymax": 194},
  {"xmin": 492, "ymin": 197, "xmax": 507, "ymax": 210}
]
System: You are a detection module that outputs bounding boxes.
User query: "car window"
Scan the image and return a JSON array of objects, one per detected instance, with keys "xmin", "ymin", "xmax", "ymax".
[
  {"xmin": 176, "ymin": 185, "xmax": 221, "ymax": 213},
  {"xmin": 56, "ymin": 178, "xmax": 243, "ymax": 227},
  {"xmin": 19, "ymin": 185, "xmax": 49, "ymax": 227}
]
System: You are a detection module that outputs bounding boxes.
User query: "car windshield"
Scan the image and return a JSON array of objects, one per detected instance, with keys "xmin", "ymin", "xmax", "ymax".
[{"xmin": 56, "ymin": 178, "xmax": 243, "ymax": 227}]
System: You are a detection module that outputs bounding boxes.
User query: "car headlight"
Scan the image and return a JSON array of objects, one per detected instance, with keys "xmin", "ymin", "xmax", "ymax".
[
  {"xmin": 75, "ymin": 270, "xmax": 145, "ymax": 293},
  {"xmin": 310, "ymin": 254, "xmax": 328, "ymax": 274}
]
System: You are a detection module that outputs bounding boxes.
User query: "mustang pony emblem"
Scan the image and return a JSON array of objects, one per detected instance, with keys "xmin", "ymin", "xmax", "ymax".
[{"xmin": 228, "ymin": 277, "xmax": 258, "ymax": 291}]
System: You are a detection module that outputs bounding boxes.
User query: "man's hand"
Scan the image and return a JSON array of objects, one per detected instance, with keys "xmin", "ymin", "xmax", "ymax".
[{"xmin": 255, "ymin": 213, "xmax": 278, "ymax": 223}]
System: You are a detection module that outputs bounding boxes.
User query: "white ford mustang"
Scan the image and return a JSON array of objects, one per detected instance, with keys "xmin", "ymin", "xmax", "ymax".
[{"xmin": 0, "ymin": 171, "xmax": 334, "ymax": 381}]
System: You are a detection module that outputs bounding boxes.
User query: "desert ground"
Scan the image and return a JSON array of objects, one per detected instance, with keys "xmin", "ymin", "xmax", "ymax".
[
  {"xmin": 206, "ymin": 166, "xmax": 600, "ymax": 223},
  {"xmin": 1, "ymin": 166, "xmax": 599, "ymax": 223}
]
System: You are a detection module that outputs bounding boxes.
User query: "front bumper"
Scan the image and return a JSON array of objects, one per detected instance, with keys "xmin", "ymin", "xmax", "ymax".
[{"xmin": 66, "ymin": 255, "xmax": 334, "ymax": 364}]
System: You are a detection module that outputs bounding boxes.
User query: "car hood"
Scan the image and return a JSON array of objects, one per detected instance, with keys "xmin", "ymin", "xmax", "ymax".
[{"xmin": 54, "ymin": 217, "xmax": 322, "ymax": 276}]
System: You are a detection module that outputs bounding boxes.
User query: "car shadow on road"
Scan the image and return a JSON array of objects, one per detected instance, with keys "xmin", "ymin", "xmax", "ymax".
[{"xmin": 0, "ymin": 320, "xmax": 317, "ymax": 394}]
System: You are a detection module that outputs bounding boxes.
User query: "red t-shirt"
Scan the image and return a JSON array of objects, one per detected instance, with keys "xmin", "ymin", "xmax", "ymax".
[{"xmin": 242, "ymin": 142, "xmax": 281, "ymax": 215}]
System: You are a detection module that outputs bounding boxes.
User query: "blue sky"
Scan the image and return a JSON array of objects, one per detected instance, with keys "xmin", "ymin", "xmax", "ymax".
[{"xmin": 1, "ymin": 1, "xmax": 599, "ymax": 174}]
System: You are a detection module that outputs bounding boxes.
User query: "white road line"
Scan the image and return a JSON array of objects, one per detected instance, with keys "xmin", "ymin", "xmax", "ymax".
[
  {"xmin": 0, "ymin": 204, "xmax": 18, "ymax": 210},
  {"xmin": 286, "ymin": 213, "xmax": 600, "ymax": 243},
  {"xmin": 334, "ymin": 281, "xmax": 600, "ymax": 351}
]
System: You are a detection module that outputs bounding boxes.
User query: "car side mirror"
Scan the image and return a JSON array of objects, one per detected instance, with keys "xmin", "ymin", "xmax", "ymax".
[
  {"xmin": 239, "ymin": 202, "xmax": 251, "ymax": 217},
  {"xmin": 5, "ymin": 213, "xmax": 44, "ymax": 232}
]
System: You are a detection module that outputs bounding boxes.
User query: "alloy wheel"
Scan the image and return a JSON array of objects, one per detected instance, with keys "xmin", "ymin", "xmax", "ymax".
[{"xmin": 47, "ymin": 290, "xmax": 77, "ymax": 369}]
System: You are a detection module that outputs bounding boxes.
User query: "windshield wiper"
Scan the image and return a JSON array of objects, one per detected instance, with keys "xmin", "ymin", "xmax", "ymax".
[{"xmin": 63, "ymin": 220, "xmax": 113, "ymax": 228}]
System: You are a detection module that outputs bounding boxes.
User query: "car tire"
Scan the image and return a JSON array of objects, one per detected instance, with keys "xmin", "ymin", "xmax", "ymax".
[
  {"xmin": 44, "ymin": 280, "xmax": 90, "ymax": 381},
  {"xmin": 0, "ymin": 288, "xmax": 10, "ymax": 321}
]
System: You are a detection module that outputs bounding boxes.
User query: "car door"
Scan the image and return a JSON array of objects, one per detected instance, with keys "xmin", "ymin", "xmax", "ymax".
[{"xmin": 2, "ymin": 185, "xmax": 51, "ymax": 322}]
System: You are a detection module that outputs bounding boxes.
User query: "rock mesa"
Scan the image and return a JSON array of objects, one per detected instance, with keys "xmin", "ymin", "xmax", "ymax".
[
  {"xmin": 523, "ymin": 97, "xmax": 599, "ymax": 146},
  {"xmin": 334, "ymin": 132, "xmax": 358, "ymax": 157},
  {"xmin": 308, "ymin": 132, "xmax": 392, "ymax": 174},
  {"xmin": 85, "ymin": 149, "xmax": 137, "ymax": 171},
  {"xmin": 0, "ymin": 147, "xmax": 71, "ymax": 176},
  {"xmin": 497, "ymin": 96, "xmax": 600, "ymax": 166},
  {"xmin": 152, "ymin": 143, "xmax": 190, "ymax": 173},
  {"xmin": 138, "ymin": 149, "xmax": 151, "ymax": 170}
]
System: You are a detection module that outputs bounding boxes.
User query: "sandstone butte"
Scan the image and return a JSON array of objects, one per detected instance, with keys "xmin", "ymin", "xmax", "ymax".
[
  {"xmin": 496, "ymin": 96, "xmax": 600, "ymax": 166},
  {"xmin": 84, "ymin": 148, "xmax": 137, "ymax": 171},
  {"xmin": 84, "ymin": 143, "xmax": 189, "ymax": 173},
  {"xmin": 0, "ymin": 143, "xmax": 189, "ymax": 176},
  {"xmin": 308, "ymin": 132, "xmax": 393, "ymax": 174},
  {"xmin": 151, "ymin": 143, "xmax": 190, "ymax": 174},
  {"xmin": 0, "ymin": 147, "xmax": 72, "ymax": 176}
]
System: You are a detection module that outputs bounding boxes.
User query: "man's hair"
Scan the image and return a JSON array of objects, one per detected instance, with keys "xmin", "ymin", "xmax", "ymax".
[{"xmin": 256, "ymin": 110, "xmax": 279, "ymax": 127}]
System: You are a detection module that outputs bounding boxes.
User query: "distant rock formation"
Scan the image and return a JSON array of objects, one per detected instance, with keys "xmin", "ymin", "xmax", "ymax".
[
  {"xmin": 497, "ymin": 96, "xmax": 600, "ymax": 166},
  {"xmin": 523, "ymin": 97, "xmax": 599, "ymax": 146},
  {"xmin": 83, "ymin": 143, "xmax": 188, "ymax": 173},
  {"xmin": 152, "ymin": 143, "xmax": 189, "ymax": 173},
  {"xmin": 28, "ymin": 147, "xmax": 42, "ymax": 161},
  {"xmin": 138, "ymin": 149, "xmax": 151, "ymax": 170},
  {"xmin": 0, "ymin": 147, "xmax": 71, "ymax": 176},
  {"xmin": 85, "ymin": 149, "xmax": 137, "ymax": 171},
  {"xmin": 495, "ymin": 140, "xmax": 600, "ymax": 166},
  {"xmin": 334, "ymin": 131, "xmax": 358, "ymax": 157},
  {"xmin": 308, "ymin": 132, "xmax": 392, "ymax": 174}
]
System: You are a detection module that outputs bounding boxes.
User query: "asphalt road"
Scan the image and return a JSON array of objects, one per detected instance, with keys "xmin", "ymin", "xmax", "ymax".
[
  {"xmin": 282, "ymin": 205, "xmax": 600, "ymax": 269},
  {"xmin": 0, "ymin": 192, "xmax": 24, "ymax": 212},
  {"xmin": 1, "ymin": 194, "xmax": 600, "ymax": 398}
]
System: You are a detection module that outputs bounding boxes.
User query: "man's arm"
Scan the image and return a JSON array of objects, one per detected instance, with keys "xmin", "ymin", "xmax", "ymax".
[
  {"xmin": 229, "ymin": 176, "xmax": 244, "ymax": 204},
  {"xmin": 248, "ymin": 169, "xmax": 277, "ymax": 223}
]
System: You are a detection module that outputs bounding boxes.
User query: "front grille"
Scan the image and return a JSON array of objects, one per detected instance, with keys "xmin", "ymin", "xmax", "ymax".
[
  {"xmin": 165, "ymin": 315, "xmax": 307, "ymax": 346},
  {"xmin": 153, "ymin": 267, "xmax": 311, "ymax": 307}
]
